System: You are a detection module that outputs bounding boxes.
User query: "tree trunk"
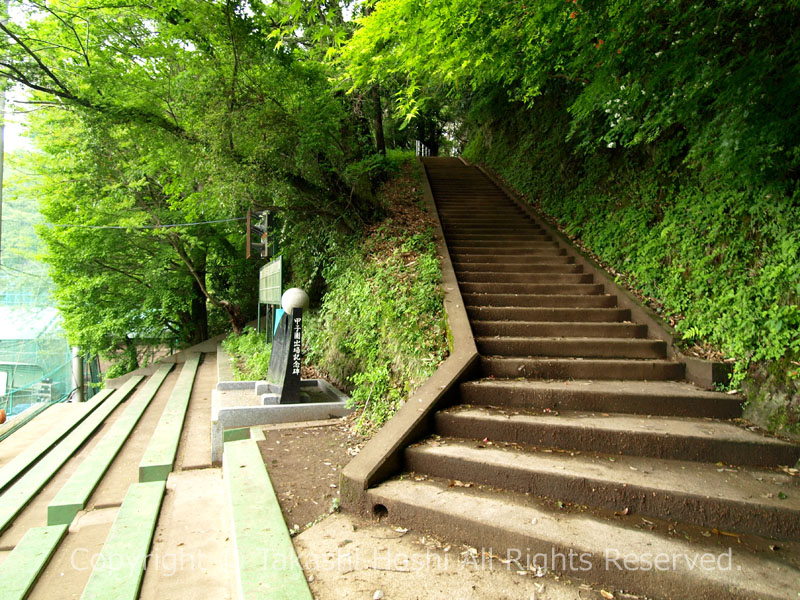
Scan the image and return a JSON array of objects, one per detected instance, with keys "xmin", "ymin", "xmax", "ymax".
[
  {"xmin": 123, "ymin": 336, "xmax": 139, "ymax": 372},
  {"xmin": 372, "ymin": 86, "xmax": 386, "ymax": 156},
  {"xmin": 191, "ymin": 277, "xmax": 209, "ymax": 343},
  {"xmin": 189, "ymin": 246, "xmax": 210, "ymax": 344}
]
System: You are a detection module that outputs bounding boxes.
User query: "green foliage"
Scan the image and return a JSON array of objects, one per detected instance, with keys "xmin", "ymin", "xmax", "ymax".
[
  {"xmin": 305, "ymin": 160, "xmax": 447, "ymax": 432},
  {"xmin": 0, "ymin": 157, "xmax": 52, "ymax": 305},
  {"xmin": 345, "ymin": 0, "xmax": 800, "ymax": 190},
  {"xmin": 222, "ymin": 328, "xmax": 272, "ymax": 381},
  {"xmin": 2, "ymin": 0, "xmax": 387, "ymax": 372}
]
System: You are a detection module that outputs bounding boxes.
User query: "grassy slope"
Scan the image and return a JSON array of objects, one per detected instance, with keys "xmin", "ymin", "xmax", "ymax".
[
  {"xmin": 304, "ymin": 158, "xmax": 447, "ymax": 433},
  {"xmin": 224, "ymin": 157, "xmax": 448, "ymax": 435}
]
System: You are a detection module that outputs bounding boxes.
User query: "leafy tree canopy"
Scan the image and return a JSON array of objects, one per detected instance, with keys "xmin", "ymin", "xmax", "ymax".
[
  {"xmin": 1, "ymin": 0, "xmax": 385, "ymax": 368},
  {"xmin": 343, "ymin": 0, "xmax": 800, "ymax": 188}
]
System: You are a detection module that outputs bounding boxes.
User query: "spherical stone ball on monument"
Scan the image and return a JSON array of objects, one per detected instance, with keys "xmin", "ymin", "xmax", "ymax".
[{"xmin": 281, "ymin": 288, "xmax": 310, "ymax": 312}]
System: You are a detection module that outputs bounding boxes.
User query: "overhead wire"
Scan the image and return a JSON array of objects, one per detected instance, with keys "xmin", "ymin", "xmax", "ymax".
[{"xmin": 49, "ymin": 216, "xmax": 246, "ymax": 230}]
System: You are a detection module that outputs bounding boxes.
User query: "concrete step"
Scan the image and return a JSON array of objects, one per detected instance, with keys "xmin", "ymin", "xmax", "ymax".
[
  {"xmin": 440, "ymin": 219, "xmax": 538, "ymax": 227},
  {"xmin": 460, "ymin": 272, "xmax": 593, "ymax": 284},
  {"xmin": 459, "ymin": 379, "xmax": 742, "ymax": 418},
  {"xmin": 480, "ymin": 357, "xmax": 685, "ymax": 380},
  {"xmin": 456, "ymin": 263, "xmax": 583, "ymax": 275},
  {"xmin": 446, "ymin": 240, "xmax": 558, "ymax": 250},
  {"xmin": 437, "ymin": 210, "xmax": 524, "ymax": 219},
  {"xmin": 459, "ymin": 282, "xmax": 604, "ymax": 295},
  {"xmin": 405, "ymin": 439, "xmax": 800, "ymax": 540},
  {"xmin": 440, "ymin": 224, "xmax": 545, "ymax": 232},
  {"xmin": 449, "ymin": 247, "xmax": 565, "ymax": 257},
  {"xmin": 0, "ymin": 524, "xmax": 68, "ymax": 600},
  {"xmin": 477, "ymin": 336, "xmax": 667, "ymax": 359},
  {"xmin": 434, "ymin": 406, "xmax": 800, "ymax": 467},
  {"xmin": 0, "ymin": 389, "xmax": 114, "ymax": 493},
  {"xmin": 446, "ymin": 234, "xmax": 553, "ymax": 242},
  {"xmin": 467, "ymin": 306, "xmax": 629, "ymax": 322},
  {"xmin": 223, "ymin": 438, "xmax": 313, "ymax": 600},
  {"xmin": 436, "ymin": 195, "xmax": 511, "ymax": 200},
  {"xmin": 0, "ymin": 376, "xmax": 143, "ymax": 535},
  {"xmin": 138, "ymin": 353, "xmax": 202, "ymax": 483},
  {"xmin": 366, "ymin": 478, "xmax": 800, "ymax": 599},
  {"xmin": 47, "ymin": 363, "xmax": 175, "ymax": 526},
  {"xmin": 464, "ymin": 293, "xmax": 615, "ymax": 308},
  {"xmin": 79, "ymin": 481, "xmax": 166, "ymax": 600},
  {"xmin": 453, "ymin": 253, "xmax": 571, "ymax": 264},
  {"xmin": 471, "ymin": 320, "xmax": 646, "ymax": 338}
]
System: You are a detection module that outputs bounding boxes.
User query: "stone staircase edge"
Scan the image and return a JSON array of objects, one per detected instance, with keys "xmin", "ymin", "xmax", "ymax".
[{"xmin": 339, "ymin": 157, "xmax": 480, "ymax": 515}]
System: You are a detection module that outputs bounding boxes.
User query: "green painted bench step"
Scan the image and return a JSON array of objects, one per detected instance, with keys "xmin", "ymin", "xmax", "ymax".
[
  {"xmin": 79, "ymin": 481, "xmax": 166, "ymax": 600},
  {"xmin": 223, "ymin": 438, "xmax": 313, "ymax": 600},
  {"xmin": 0, "ymin": 524, "xmax": 68, "ymax": 600},
  {"xmin": 0, "ymin": 389, "xmax": 114, "ymax": 493},
  {"xmin": 0, "ymin": 376, "xmax": 143, "ymax": 534},
  {"xmin": 47, "ymin": 364, "xmax": 174, "ymax": 526},
  {"xmin": 138, "ymin": 354, "xmax": 201, "ymax": 483}
]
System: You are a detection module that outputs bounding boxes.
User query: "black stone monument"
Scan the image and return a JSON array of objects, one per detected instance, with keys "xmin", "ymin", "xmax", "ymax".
[{"xmin": 266, "ymin": 307, "xmax": 303, "ymax": 403}]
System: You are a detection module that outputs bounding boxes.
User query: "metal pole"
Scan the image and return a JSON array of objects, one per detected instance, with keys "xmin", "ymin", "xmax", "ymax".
[
  {"xmin": 71, "ymin": 347, "xmax": 84, "ymax": 402},
  {"xmin": 0, "ymin": 0, "xmax": 9, "ymax": 264}
]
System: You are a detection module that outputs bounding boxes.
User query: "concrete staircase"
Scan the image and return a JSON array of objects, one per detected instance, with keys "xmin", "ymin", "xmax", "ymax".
[{"xmin": 365, "ymin": 158, "xmax": 800, "ymax": 599}]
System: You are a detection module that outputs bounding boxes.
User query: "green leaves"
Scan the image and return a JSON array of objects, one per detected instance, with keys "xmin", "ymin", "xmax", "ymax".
[{"xmin": 0, "ymin": 0, "xmax": 384, "ymax": 372}]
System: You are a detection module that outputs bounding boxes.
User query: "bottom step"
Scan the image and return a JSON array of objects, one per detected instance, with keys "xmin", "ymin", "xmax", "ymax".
[
  {"xmin": 367, "ymin": 478, "xmax": 799, "ymax": 600},
  {"xmin": 223, "ymin": 438, "xmax": 313, "ymax": 600},
  {"xmin": 0, "ymin": 524, "xmax": 68, "ymax": 600},
  {"xmin": 80, "ymin": 481, "xmax": 166, "ymax": 600}
]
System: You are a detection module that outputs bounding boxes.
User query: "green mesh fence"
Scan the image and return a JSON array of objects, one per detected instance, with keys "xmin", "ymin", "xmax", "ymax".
[{"xmin": 0, "ymin": 159, "xmax": 96, "ymax": 419}]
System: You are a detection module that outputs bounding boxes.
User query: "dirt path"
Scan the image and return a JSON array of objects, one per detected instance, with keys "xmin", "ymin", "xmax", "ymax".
[
  {"xmin": 256, "ymin": 418, "xmax": 364, "ymax": 532},
  {"xmin": 294, "ymin": 513, "xmax": 606, "ymax": 600}
]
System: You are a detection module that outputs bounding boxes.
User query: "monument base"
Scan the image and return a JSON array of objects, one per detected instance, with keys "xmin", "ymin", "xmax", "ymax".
[{"xmin": 211, "ymin": 377, "xmax": 350, "ymax": 465}]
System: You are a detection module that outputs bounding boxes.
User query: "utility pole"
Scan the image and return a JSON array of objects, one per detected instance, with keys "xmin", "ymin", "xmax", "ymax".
[{"xmin": 0, "ymin": 0, "xmax": 8, "ymax": 265}]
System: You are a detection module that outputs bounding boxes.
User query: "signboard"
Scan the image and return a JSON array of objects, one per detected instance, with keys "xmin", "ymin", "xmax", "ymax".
[{"xmin": 259, "ymin": 256, "xmax": 283, "ymax": 305}]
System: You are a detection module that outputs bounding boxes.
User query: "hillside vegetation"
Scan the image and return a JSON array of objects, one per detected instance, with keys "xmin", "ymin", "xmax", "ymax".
[
  {"xmin": 344, "ymin": 0, "xmax": 800, "ymax": 436},
  {"xmin": 224, "ymin": 157, "xmax": 447, "ymax": 433}
]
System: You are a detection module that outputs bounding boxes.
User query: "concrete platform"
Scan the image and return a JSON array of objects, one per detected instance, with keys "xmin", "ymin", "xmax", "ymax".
[
  {"xmin": 367, "ymin": 478, "xmax": 800, "ymax": 600},
  {"xmin": 211, "ymin": 378, "xmax": 351, "ymax": 465}
]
